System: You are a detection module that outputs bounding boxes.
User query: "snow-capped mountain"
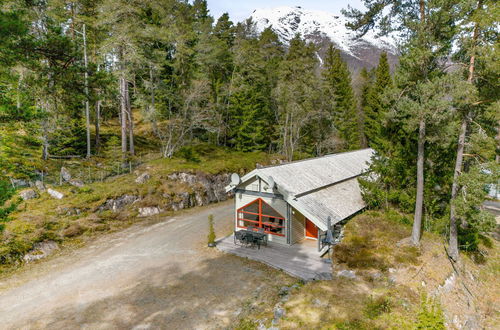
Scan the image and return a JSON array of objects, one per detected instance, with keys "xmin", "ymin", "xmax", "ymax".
[{"xmin": 249, "ymin": 6, "xmax": 398, "ymax": 71}]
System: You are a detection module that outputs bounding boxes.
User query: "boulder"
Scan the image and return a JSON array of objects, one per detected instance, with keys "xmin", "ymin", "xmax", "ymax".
[
  {"xmin": 69, "ymin": 179, "xmax": 84, "ymax": 188},
  {"xmin": 99, "ymin": 195, "xmax": 139, "ymax": 212},
  {"xmin": 35, "ymin": 180, "xmax": 46, "ymax": 191},
  {"xmin": 138, "ymin": 206, "xmax": 161, "ymax": 217},
  {"xmin": 47, "ymin": 188, "xmax": 64, "ymax": 199},
  {"xmin": 11, "ymin": 178, "xmax": 29, "ymax": 188},
  {"xmin": 60, "ymin": 167, "xmax": 72, "ymax": 182},
  {"xmin": 312, "ymin": 298, "xmax": 328, "ymax": 307},
  {"xmin": 23, "ymin": 241, "xmax": 59, "ymax": 263},
  {"xmin": 135, "ymin": 172, "xmax": 151, "ymax": 184},
  {"xmin": 463, "ymin": 315, "xmax": 480, "ymax": 330},
  {"xmin": 337, "ymin": 269, "xmax": 357, "ymax": 279},
  {"xmin": 273, "ymin": 304, "xmax": 286, "ymax": 324},
  {"xmin": 19, "ymin": 189, "xmax": 39, "ymax": 200},
  {"xmin": 56, "ymin": 206, "xmax": 81, "ymax": 216}
]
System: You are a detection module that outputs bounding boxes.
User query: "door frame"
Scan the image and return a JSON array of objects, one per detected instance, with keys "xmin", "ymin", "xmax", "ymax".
[{"xmin": 304, "ymin": 217, "xmax": 318, "ymax": 240}]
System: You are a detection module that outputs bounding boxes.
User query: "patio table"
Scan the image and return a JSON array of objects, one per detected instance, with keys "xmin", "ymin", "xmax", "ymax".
[{"xmin": 234, "ymin": 229, "xmax": 267, "ymax": 249}]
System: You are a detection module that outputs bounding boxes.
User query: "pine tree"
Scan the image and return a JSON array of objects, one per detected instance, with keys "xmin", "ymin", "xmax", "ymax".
[
  {"xmin": 345, "ymin": 0, "xmax": 459, "ymax": 245},
  {"xmin": 364, "ymin": 52, "xmax": 392, "ymax": 150},
  {"xmin": 322, "ymin": 45, "xmax": 360, "ymax": 151},
  {"xmin": 448, "ymin": 0, "xmax": 499, "ymax": 261}
]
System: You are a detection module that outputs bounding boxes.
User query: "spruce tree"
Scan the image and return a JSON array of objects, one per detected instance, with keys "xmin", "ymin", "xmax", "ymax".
[
  {"xmin": 364, "ymin": 52, "xmax": 392, "ymax": 150},
  {"xmin": 322, "ymin": 45, "xmax": 360, "ymax": 151}
]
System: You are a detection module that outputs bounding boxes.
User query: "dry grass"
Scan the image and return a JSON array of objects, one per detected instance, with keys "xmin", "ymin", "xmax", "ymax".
[{"xmin": 236, "ymin": 210, "xmax": 500, "ymax": 329}]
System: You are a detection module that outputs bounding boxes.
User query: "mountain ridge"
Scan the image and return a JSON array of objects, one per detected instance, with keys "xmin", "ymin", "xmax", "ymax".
[{"xmin": 248, "ymin": 6, "xmax": 399, "ymax": 72}]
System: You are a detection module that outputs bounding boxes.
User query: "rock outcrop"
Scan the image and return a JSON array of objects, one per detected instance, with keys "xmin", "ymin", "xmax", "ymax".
[
  {"xmin": 99, "ymin": 195, "xmax": 139, "ymax": 212},
  {"xmin": 23, "ymin": 241, "xmax": 59, "ymax": 263},
  {"xmin": 20, "ymin": 189, "xmax": 39, "ymax": 200},
  {"xmin": 97, "ymin": 171, "xmax": 230, "ymax": 216},
  {"xmin": 167, "ymin": 172, "xmax": 230, "ymax": 206},
  {"xmin": 135, "ymin": 172, "xmax": 151, "ymax": 184},
  {"xmin": 69, "ymin": 179, "xmax": 84, "ymax": 188},
  {"xmin": 35, "ymin": 180, "xmax": 46, "ymax": 191},
  {"xmin": 60, "ymin": 167, "xmax": 72, "ymax": 182},
  {"xmin": 138, "ymin": 206, "xmax": 161, "ymax": 217}
]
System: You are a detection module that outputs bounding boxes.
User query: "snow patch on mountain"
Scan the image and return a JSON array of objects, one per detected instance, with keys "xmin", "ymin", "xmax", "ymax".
[{"xmin": 250, "ymin": 6, "xmax": 396, "ymax": 56}]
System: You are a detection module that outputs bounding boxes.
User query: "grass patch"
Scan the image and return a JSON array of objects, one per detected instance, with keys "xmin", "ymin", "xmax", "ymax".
[
  {"xmin": 364, "ymin": 295, "xmax": 392, "ymax": 319},
  {"xmin": 333, "ymin": 210, "xmax": 420, "ymax": 271}
]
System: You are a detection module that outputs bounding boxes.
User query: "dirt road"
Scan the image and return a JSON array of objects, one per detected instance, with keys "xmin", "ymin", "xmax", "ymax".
[{"xmin": 0, "ymin": 200, "xmax": 292, "ymax": 329}]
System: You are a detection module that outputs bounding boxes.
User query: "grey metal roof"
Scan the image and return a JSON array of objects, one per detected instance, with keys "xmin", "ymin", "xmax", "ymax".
[{"xmin": 228, "ymin": 148, "xmax": 374, "ymax": 231}]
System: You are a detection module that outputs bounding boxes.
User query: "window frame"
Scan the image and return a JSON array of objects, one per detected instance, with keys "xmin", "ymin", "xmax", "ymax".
[{"xmin": 236, "ymin": 198, "xmax": 286, "ymax": 237}]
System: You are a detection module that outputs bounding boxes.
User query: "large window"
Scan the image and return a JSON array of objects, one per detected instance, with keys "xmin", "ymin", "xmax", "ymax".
[{"xmin": 237, "ymin": 198, "xmax": 285, "ymax": 236}]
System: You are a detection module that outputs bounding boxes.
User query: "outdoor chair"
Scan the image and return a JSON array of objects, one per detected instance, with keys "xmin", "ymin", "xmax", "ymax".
[
  {"xmin": 256, "ymin": 227, "xmax": 267, "ymax": 246},
  {"xmin": 234, "ymin": 230, "xmax": 247, "ymax": 246}
]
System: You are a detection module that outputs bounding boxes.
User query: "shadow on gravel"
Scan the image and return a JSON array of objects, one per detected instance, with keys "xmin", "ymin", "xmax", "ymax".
[{"xmin": 20, "ymin": 252, "xmax": 292, "ymax": 329}]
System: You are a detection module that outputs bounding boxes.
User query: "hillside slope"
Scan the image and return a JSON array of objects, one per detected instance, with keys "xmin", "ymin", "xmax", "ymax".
[{"xmin": 235, "ymin": 210, "xmax": 499, "ymax": 329}]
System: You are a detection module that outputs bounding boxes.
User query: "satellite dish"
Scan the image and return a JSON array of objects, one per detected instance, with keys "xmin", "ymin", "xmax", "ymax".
[
  {"xmin": 230, "ymin": 173, "xmax": 241, "ymax": 186},
  {"xmin": 267, "ymin": 176, "xmax": 275, "ymax": 189}
]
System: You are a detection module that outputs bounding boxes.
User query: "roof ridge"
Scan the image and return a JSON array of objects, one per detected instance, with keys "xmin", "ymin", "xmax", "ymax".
[{"xmin": 259, "ymin": 148, "xmax": 373, "ymax": 170}]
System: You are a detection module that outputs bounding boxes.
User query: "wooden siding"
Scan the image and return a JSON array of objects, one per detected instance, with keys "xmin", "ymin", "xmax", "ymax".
[{"xmin": 291, "ymin": 208, "xmax": 305, "ymax": 244}]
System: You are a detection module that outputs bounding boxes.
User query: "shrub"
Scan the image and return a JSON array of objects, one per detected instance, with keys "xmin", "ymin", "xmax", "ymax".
[
  {"xmin": 175, "ymin": 146, "xmax": 200, "ymax": 163},
  {"xmin": 0, "ymin": 178, "xmax": 20, "ymax": 232},
  {"xmin": 415, "ymin": 294, "xmax": 445, "ymax": 329},
  {"xmin": 207, "ymin": 214, "xmax": 216, "ymax": 245}
]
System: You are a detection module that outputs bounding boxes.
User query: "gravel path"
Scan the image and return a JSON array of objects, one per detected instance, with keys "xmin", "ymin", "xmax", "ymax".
[{"xmin": 0, "ymin": 200, "xmax": 290, "ymax": 329}]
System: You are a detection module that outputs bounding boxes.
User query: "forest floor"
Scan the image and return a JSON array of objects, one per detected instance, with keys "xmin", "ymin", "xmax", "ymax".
[{"xmin": 0, "ymin": 200, "xmax": 295, "ymax": 329}]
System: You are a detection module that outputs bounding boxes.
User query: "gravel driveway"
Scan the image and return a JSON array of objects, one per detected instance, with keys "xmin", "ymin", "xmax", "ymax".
[{"xmin": 0, "ymin": 200, "xmax": 292, "ymax": 329}]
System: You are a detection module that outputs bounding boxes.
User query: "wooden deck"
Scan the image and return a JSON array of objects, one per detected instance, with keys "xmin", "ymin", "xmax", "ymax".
[{"xmin": 216, "ymin": 235, "xmax": 332, "ymax": 281}]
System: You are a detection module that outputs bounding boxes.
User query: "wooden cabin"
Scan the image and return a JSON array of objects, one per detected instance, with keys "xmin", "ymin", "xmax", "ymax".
[{"xmin": 225, "ymin": 148, "xmax": 374, "ymax": 253}]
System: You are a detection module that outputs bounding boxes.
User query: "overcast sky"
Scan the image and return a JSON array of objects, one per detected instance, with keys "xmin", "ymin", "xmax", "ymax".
[{"xmin": 206, "ymin": 0, "xmax": 366, "ymax": 22}]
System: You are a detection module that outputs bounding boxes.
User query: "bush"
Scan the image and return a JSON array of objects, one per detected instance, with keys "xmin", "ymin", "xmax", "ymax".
[
  {"xmin": 416, "ymin": 294, "xmax": 445, "ymax": 329},
  {"xmin": 207, "ymin": 214, "xmax": 216, "ymax": 245},
  {"xmin": 0, "ymin": 178, "xmax": 19, "ymax": 231},
  {"xmin": 175, "ymin": 146, "xmax": 200, "ymax": 163},
  {"xmin": 48, "ymin": 118, "xmax": 87, "ymax": 156}
]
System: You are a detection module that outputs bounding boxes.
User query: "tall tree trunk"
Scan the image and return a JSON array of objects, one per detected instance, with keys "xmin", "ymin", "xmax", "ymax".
[
  {"xmin": 448, "ymin": 2, "xmax": 481, "ymax": 261},
  {"xmin": 16, "ymin": 71, "xmax": 22, "ymax": 110},
  {"xmin": 95, "ymin": 100, "xmax": 101, "ymax": 154},
  {"xmin": 120, "ymin": 76, "xmax": 128, "ymax": 156},
  {"xmin": 411, "ymin": 0, "xmax": 427, "ymax": 245},
  {"xmin": 412, "ymin": 119, "xmax": 425, "ymax": 245},
  {"xmin": 149, "ymin": 65, "xmax": 159, "ymax": 136},
  {"xmin": 82, "ymin": 24, "xmax": 91, "ymax": 158},
  {"xmin": 126, "ymin": 80, "xmax": 135, "ymax": 155}
]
